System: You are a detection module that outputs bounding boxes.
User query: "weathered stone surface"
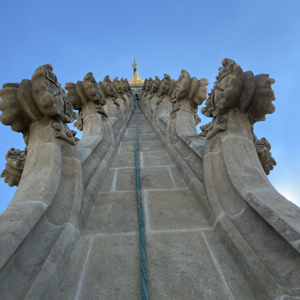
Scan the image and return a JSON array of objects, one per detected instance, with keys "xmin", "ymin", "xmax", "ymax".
[
  {"xmin": 83, "ymin": 191, "xmax": 138, "ymax": 235},
  {"xmin": 145, "ymin": 189, "xmax": 209, "ymax": 230},
  {"xmin": 78, "ymin": 234, "xmax": 142, "ymax": 300},
  {"xmin": 141, "ymin": 151, "xmax": 173, "ymax": 167},
  {"xmin": 115, "ymin": 167, "xmax": 174, "ymax": 191},
  {"xmin": 146, "ymin": 232, "xmax": 236, "ymax": 300}
]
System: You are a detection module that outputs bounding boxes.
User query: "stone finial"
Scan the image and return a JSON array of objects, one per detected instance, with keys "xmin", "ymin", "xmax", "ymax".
[
  {"xmin": 113, "ymin": 77, "xmax": 124, "ymax": 95},
  {"xmin": 201, "ymin": 58, "xmax": 275, "ymax": 122},
  {"xmin": 31, "ymin": 64, "xmax": 75, "ymax": 122},
  {"xmin": 65, "ymin": 72, "xmax": 106, "ymax": 111},
  {"xmin": 119, "ymin": 78, "xmax": 128, "ymax": 93},
  {"xmin": 124, "ymin": 79, "xmax": 132, "ymax": 93},
  {"xmin": 101, "ymin": 76, "xmax": 118, "ymax": 99},
  {"xmin": 171, "ymin": 70, "xmax": 208, "ymax": 115},
  {"xmin": 145, "ymin": 77, "xmax": 153, "ymax": 94},
  {"xmin": 0, "ymin": 64, "xmax": 75, "ymax": 136},
  {"xmin": 65, "ymin": 72, "xmax": 108, "ymax": 130},
  {"xmin": 160, "ymin": 74, "xmax": 175, "ymax": 97},
  {"xmin": 141, "ymin": 78, "xmax": 148, "ymax": 92}
]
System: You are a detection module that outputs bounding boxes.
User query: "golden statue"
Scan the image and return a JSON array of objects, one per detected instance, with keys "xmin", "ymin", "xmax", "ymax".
[{"xmin": 127, "ymin": 58, "xmax": 145, "ymax": 84}]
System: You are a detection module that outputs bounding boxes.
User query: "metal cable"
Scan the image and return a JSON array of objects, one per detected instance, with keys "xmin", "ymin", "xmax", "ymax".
[{"xmin": 134, "ymin": 93, "xmax": 148, "ymax": 300}]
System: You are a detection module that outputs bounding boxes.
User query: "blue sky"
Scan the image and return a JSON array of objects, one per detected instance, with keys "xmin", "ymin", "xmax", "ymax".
[{"xmin": 0, "ymin": 0, "xmax": 299, "ymax": 213}]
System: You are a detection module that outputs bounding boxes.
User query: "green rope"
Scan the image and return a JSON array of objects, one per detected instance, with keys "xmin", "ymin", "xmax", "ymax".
[{"xmin": 134, "ymin": 93, "xmax": 148, "ymax": 300}]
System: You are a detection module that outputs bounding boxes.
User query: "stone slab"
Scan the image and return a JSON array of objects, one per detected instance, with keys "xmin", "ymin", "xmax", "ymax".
[
  {"xmin": 145, "ymin": 189, "xmax": 209, "ymax": 231},
  {"xmin": 145, "ymin": 231, "xmax": 234, "ymax": 300},
  {"xmin": 115, "ymin": 167, "xmax": 174, "ymax": 191},
  {"xmin": 111, "ymin": 152, "xmax": 135, "ymax": 168},
  {"xmin": 78, "ymin": 234, "xmax": 141, "ymax": 300},
  {"xmin": 120, "ymin": 140, "xmax": 164, "ymax": 153},
  {"xmin": 99, "ymin": 169, "xmax": 115, "ymax": 193},
  {"xmin": 141, "ymin": 151, "xmax": 173, "ymax": 167},
  {"xmin": 83, "ymin": 191, "xmax": 138, "ymax": 235}
]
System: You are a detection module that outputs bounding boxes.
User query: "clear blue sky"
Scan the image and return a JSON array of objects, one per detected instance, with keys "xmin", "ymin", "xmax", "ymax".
[{"xmin": 0, "ymin": 0, "xmax": 299, "ymax": 213}]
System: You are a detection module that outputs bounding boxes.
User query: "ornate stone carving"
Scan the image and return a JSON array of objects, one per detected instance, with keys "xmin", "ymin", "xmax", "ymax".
[
  {"xmin": 52, "ymin": 121, "xmax": 77, "ymax": 145},
  {"xmin": 171, "ymin": 70, "xmax": 208, "ymax": 115},
  {"xmin": 141, "ymin": 78, "xmax": 148, "ymax": 95},
  {"xmin": 149, "ymin": 76, "xmax": 160, "ymax": 99},
  {"xmin": 250, "ymin": 126, "xmax": 277, "ymax": 175},
  {"xmin": 146, "ymin": 76, "xmax": 161, "ymax": 118},
  {"xmin": 1, "ymin": 147, "xmax": 27, "ymax": 187},
  {"xmin": 113, "ymin": 77, "xmax": 126, "ymax": 101},
  {"xmin": 254, "ymin": 137, "xmax": 277, "ymax": 175},
  {"xmin": 65, "ymin": 72, "xmax": 108, "ymax": 130},
  {"xmin": 152, "ymin": 74, "xmax": 176, "ymax": 139},
  {"xmin": 113, "ymin": 77, "xmax": 131, "ymax": 120},
  {"xmin": 31, "ymin": 64, "xmax": 75, "ymax": 122},
  {"xmin": 0, "ymin": 64, "xmax": 76, "ymax": 136},
  {"xmin": 143, "ymin": 77, "xmax": 153, "ymax": 98},
  {"xmin": 0, "ymin": 64, "xmax": 78, "ymax": 186},
  {"xmin": 100, "ymin": 76, "xmax": 120, "ymax": 107},
  {"xmin": 201, "ymin": 58, "xmax": 276, "ymax": 139}
]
